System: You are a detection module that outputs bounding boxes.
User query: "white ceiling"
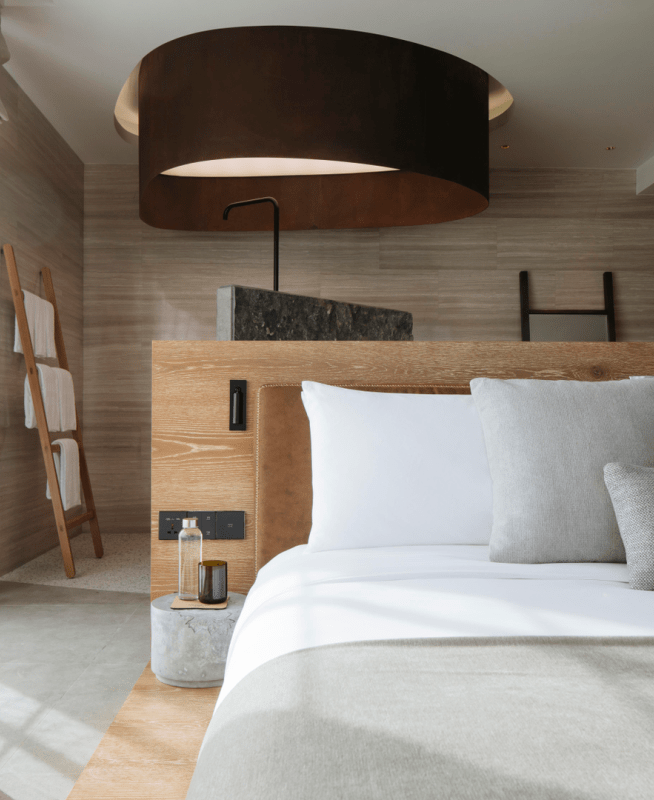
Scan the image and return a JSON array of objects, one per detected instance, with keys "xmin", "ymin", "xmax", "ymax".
[{"xmin": 2, "ymin": 0, "xmax": 654, "ymax": 171}]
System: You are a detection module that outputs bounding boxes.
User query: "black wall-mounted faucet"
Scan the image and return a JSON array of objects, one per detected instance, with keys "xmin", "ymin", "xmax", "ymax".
[{"xmin": 223, "ymin": 197, "xmax": 280, "ymax": 292}]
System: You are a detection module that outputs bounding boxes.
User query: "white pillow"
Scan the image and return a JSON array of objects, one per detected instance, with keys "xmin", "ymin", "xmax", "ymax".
[{"xmin": 301, "ymin": 381, "xmax": 493, "ymax": 551}]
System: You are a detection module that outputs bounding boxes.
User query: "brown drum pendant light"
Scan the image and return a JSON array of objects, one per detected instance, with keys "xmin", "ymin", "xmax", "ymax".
[{"xmin": 116, "ymin": 26, "xmax": 510, "ymax": 231}]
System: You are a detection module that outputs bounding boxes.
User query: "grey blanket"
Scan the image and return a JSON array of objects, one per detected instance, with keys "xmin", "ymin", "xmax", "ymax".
[{"xmin": 186, "ymin": 638, "xmax": 654, "ymax": 800}]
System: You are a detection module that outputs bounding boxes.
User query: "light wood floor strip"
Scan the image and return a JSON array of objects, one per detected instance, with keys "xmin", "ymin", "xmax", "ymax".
[{"xmin": 67, "ymin": 664, "xmax": 219, "ymax": 800}]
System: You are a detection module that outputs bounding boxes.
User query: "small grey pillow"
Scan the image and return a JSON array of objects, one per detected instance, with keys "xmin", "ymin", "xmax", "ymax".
[{"xmin": 604, "ymin": 463, "xmax": 654, "ymax": 590}]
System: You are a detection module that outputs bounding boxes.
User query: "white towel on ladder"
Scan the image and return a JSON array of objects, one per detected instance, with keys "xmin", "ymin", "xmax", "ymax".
[
  {"xmin": 14, "ymin": 291, "xmax": 56, "ymax": 359},
  {"xmin": 46, "ymin": 439, "xmax": 81, "ymax": 511},
  {"xmin": 53, "ymin": 368, "xmax": 77, "ymax": 431},
  {"xmin": 24, "ymin": 365, "xmax": 60, "ymax": 431}
]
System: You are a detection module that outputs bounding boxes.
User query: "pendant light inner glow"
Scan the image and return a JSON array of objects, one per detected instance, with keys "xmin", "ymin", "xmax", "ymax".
[{"xmin": 162, "ymin": 158, "xmax": 398, "ymax": 178}]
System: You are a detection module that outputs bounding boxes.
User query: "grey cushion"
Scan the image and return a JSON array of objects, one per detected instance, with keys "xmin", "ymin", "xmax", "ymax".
[
  {"xmin": 470, "ymin": 378, "xmax": 654, "ymax": 563},
  {"xmin": 604, "ymin": 463, "xmax": 654, "ymax": 590}
]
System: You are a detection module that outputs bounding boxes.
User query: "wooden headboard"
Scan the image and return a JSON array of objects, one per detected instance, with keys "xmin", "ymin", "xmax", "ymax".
[{"xmin": 151, "ymin": 341, "xmax": 654, "ymax": 599}]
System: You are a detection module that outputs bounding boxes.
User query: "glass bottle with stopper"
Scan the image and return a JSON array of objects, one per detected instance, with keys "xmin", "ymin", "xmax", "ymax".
[{"xmin": 178, "ymin": 517, "xmax": 202, "ymax": 600}]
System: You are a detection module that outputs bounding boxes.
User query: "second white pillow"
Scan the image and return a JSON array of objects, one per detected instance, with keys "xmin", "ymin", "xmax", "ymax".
[{"xmin": 301, "ymin": 381, "xmax": 493, "ymax": 552}]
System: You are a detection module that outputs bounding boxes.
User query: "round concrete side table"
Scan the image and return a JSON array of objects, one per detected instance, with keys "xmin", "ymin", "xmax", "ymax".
[{"xmin": 151, "ymin": 592, "xmax": 246, "ymax": 688}]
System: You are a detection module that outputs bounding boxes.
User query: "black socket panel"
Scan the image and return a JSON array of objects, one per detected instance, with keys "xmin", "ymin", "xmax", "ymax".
[{"xmin": 158, "ymin": 511, "xmax": 245, "ymax": 540}]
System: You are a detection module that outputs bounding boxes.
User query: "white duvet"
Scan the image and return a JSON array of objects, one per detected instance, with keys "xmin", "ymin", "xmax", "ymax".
[{"xmin": 217, "ymin": 544, "xmax": 654, "ymax": 707}]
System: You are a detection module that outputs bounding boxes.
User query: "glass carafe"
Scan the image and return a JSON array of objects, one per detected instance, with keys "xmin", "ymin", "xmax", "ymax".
[{"xmin": 178, "ymin": 517, "xmax": 202, "ymax": 600}]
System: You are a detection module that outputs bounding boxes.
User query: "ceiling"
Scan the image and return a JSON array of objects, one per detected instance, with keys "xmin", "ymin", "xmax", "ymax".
[{"xmin": 2, "ymin": 0, "xmax": 654, "ymax": 173}]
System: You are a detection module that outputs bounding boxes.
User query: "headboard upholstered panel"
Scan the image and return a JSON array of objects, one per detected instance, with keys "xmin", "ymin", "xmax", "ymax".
[{"xmin": 256, "ymin": 384, "xmax": 471, "ymax": 570}]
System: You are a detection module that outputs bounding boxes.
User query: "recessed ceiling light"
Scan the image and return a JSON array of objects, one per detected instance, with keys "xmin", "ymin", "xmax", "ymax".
[{"xmin": 606, "ymin": 146, "xmax": 616, "ymax": 150}]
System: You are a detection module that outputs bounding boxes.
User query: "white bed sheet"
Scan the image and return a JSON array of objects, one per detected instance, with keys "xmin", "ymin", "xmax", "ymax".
[{"xmin": 217, "ymin": 544, "xmax": 654, "ymax": 707}]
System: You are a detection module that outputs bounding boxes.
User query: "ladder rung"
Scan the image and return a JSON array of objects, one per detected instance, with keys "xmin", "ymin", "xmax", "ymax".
[{"xmin": 66, "ymin": 510, "xmax": 95, "ymax": 530}]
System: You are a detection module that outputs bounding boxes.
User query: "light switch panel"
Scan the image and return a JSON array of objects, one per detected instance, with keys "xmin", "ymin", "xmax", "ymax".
[{"xmin": 216, "ymin": 511, "xmax": 245, "ymax": 539}]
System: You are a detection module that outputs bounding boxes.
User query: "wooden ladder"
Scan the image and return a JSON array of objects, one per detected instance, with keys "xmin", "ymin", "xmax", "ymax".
[{"xmin": 3, "ymin": 244, "xmax": 103, "ymax": 578}]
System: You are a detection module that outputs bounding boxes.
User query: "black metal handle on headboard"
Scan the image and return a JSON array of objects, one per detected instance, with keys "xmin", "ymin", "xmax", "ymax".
[{"xmin": 229, "ymin": 380, "xmax": 247, "ymax": 431}]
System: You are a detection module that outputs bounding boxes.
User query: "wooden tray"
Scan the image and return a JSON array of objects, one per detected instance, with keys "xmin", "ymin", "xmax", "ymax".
[{"xmin": 170, "ymin": 595, "xmax": 229, "ymax": 610}]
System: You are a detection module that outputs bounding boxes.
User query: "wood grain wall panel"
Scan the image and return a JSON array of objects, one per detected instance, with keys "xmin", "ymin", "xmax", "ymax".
[
  {"xmin": 151, "ymin": 341, "xmax": 654, "ymax": 599},
  {"xmin": 380, "ymin": 217, "xmax": 497, "ymax": 270},
  {"xmin": 609, "ymin": 220, "xmax": 654, "ymax": 269},
  {"xmin": 613, "ymin": 272, "xmax": 654, "ymax": 341},
  {"xmin": 85, "ymin": 165, "xmax": 654, "ymax": 543},
  {"xmin": 435, "ymin": 271, "xmax": 521, "ymax": 340},
  {"xmin": 554, "ymin": 272, "xmax": 606, "ymax": 309},
  {"xmin": 0, "ymin": 68, "xmax": 84, "ymax": 576},
  {"xmin": 496, "ymin": 219, "xmax": 613, "ymax": 270},
  {"xmin": 486, "ymin": 169, "xmax": 654, "ymax": 219}
]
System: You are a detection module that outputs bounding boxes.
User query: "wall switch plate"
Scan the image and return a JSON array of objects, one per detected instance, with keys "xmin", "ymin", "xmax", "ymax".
[
  {"xmin": 159, "ymin": 511, "xmax": 244, "ymax": 540},
  {"xmin": 189, "ymin": 511, "xmax": 217, "ymax": 540},
  {"xmin": 229, "ymin": 380, "xmax": 247, "ymax": 431},
  {"xmin": 158, "ymin": 511, "xmax": 187, "ymax": 540},
  {"xmin": 216, "ymin": 511, "xmax": 245, "ymax": 539}
]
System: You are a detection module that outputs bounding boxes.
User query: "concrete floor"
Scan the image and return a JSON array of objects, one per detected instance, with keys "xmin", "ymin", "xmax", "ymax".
[{"xmin": 0, "ymin": 581, "xmax": 150, "ymax": 800}]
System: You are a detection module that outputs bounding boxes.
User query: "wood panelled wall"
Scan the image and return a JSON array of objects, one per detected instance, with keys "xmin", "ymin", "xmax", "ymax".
[
  {"xmin": 85, "ymin": 166, "xmax": 654, "ymax": 537},
  {"xmin": 0, "ymin": 68, "xmax": 84, "ymax": 575}
]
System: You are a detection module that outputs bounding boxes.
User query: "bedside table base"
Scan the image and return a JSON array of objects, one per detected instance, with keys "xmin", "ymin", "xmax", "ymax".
[
  {"xmin": 151, "ymin": 592, "xmax": 246, "ymax": 689},
  {"xmin": 154, "ymin": 674, "xmax": 224, "ymax": 689}
]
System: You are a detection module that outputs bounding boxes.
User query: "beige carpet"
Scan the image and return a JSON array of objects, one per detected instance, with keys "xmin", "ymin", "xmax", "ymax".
[{"xmin": 0, "ymin": 532, "xmax": 150, "ymax": 593}]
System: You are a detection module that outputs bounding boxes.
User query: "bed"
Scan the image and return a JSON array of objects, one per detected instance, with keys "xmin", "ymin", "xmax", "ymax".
[{"xmin": 184, "ymin": 369, "xmax": 654, "ymax": 800}]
